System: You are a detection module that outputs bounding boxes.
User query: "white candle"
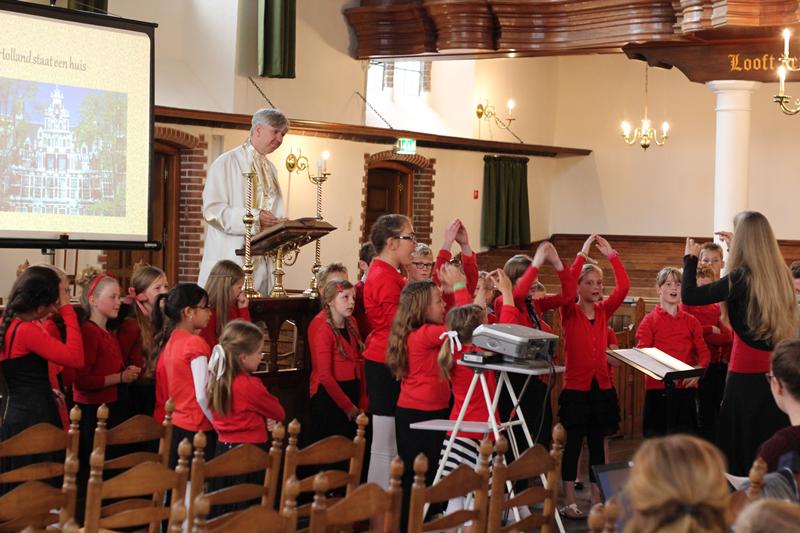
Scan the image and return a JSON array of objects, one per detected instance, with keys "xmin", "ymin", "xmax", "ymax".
[
  {"xmin": 784, "ymin": 28, "xmax": 791, "ymax": 57},
  {"xmin": 507, "ymin": 99, "xmax": 515, "ymax": 117},
  {"xmin": 779, "ymin": 65, "xmax": 787, "ymax": 96},
  {"xmin": 322, "ymin": 150, "xmax": 330, "ymax": 173}
]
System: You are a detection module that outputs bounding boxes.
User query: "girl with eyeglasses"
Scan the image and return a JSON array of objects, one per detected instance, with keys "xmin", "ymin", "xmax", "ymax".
[{"xmin": 151, "ymin": 283, "xmax": 216, "ymax": 466}]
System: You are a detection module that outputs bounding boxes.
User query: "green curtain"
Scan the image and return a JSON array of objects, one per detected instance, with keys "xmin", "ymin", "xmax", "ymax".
[
  {"xmin": 481, "ymin": 155, "xmax": 531, "ymax": 248},
  {"xmin": 258, "ymin": 0, "xmax": 296, "ymax": 78}
]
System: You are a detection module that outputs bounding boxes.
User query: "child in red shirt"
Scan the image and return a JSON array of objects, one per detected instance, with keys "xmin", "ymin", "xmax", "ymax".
[
  {"xmin": 387, "ymin": 264, "xmax": 470, "ymax": 524},
  {"xmin": 558, "ymin": 235, "xmax": 628, "ymax": 518},
  {"xmin": 309, "ymin": 279, "xmax": 366, "ymax": 443},
  {"xmin": 681, "ymin": 265, "xmax": 732, "ymax": 442},
  {"xmin": 152, "ymin": 283, "xmax": 215, "ymax": 466},
  {"xmin": 637, "ymin": 267, "xmax": 711, "ymax": 437},
  {"xmin": 0, "ymin": 266, "xmax": 83, "ymax": 487},
  {"xmin": 363, "ymin": 214, "xmax": 416, "ymax": 488},
  {"xmin": 117, "ymin": 264, "xmax": 168, "ymax": 417},
  {"xmin": 432, "ymin": 219, "xmax": 480, "ymax": 315},
  {"xmin": 200, "ymin": 260, "xmax": 251, "ymax": 348}
]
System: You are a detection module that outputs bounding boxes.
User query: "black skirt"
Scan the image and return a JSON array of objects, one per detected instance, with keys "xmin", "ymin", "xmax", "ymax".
[
  {"xmin": 717, "ymin": 372, "xmax": 790, "ymax": 476},
  {"xmin": 364, "ymin": 360, "xmax": 400, "ymax": 416},
  {"xmin": 310, "ymin": 379, "xmax": 360, "ymax": 443},
  {"xmin": 558, "ymin": 381, "xmax": 620, "ymax": 436}
]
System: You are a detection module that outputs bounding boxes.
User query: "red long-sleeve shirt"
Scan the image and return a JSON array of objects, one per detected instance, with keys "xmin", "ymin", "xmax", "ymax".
[
  {"xmin": 2, "ymin": 305, "xmax": 83, "ymax": 368},
  {"xmin": 560, "ymin": 253, "xmax": 630, "ymax": 391},
  {"xmin": 493, "ymin": 266, "xmax": 576, "ymax": 333},
  {"xmin": 116, "ymin": 318, "xmax": 146, "ymax": 368},
  {"xmin": 636, "ymin": 305, "xmax": 711, "ymax": 390},
  {"xmin": 309, "ymin": 311, "xmax": 365, "ymax": 413},
  {"xmin": 679, "ymin": 303, "xmax": 732, "ymax": 364},
  {"xmin": 165, "ymin": 330, "xmax": 212, "ymax": 431},
  {"xmin": 432, "ymin": 249, "xmax": 479, "ymax": 313},
  {"xmin": 199, "ymin": 305, "xmax": 252, "ymax": 348},
  {"xmin": 363, "ymin": 258, "xmax": 405, "ymax": 363},
  {"xmin": 154, "ymin": 347, "xmax": 168, "ymax": 423},
  {"xmin": 397, "ymin": 288, "xmax": 471, "ymax": 412},
  {"xmin": 211, "ymin": 373, "xmax": 285, "ymax": 444},
  {"xmin": 74, "ymin": 321, "xmax": 124, "ymax": 405},
  {"xmin": 353, "ymin": 280, "xmax": 372, "ymax": 340}
]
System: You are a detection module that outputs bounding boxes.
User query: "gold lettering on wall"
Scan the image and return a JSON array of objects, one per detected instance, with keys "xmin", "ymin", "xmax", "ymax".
[{"xmin": 727, "ymin": 53, "xmax": 796, "ymax": 72}]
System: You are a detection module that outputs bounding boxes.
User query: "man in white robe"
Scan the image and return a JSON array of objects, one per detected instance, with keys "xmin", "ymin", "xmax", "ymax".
[{"xmin": 198, "ymin": 108, "xmax": 289, "ymax": 294}]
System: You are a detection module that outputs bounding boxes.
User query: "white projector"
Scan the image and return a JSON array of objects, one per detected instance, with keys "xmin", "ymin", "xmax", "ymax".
[{"xmin": 472, "ymin": 323, "xmax": 558, "ymax": 362}]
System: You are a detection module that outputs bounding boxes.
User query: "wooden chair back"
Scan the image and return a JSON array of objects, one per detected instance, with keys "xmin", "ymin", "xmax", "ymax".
[
  {"xmin": 279, "ymin": 413, "xmax": 369, "ymax": 515},
  {"xmin": 407, "ymin": 439, "xmax": 492, "ymax": 533},
  {"xmin": 192, "ymin": 477, "xmax": 300, "ymax": 533},
  {"xmin": 92, "ymin": 399, "xmax": 174, "ymax": 471},
  {"xmin": 82, "ymin": 437, "xmax": 191, "ymax": 533},
  {"xmin": 747, "ymin": 457, "xmax": 767, "ymax": 502},
  {"xmin": 0, "ymin": 453, "xmax": 78, "ymax": 532},
  {"xmin": 187, "ymin": 423, "xmax": 286, "ymax": 529},
  {"xmin": 308, "ymin": 456, "xmax": 403, "ymax": 533},
  {"xmin": 0, "ymin": 405, "xmax": 80, "ymax": 486},
  {"xmin": 487, "ymin": 424, "xmax": 566, "ymax": 533}
]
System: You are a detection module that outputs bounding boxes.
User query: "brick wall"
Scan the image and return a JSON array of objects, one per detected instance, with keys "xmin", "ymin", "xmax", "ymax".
[{"xmin": 178, "ymin": 135, "xmax": 207, "ymax": 282}]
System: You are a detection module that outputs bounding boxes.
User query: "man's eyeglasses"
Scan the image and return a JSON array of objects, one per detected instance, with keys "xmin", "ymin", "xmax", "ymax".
[
  {"xmin": 395, "ymin": 233, "xmax": 417, "ymax": 242},
  {"xmin": 412, "ymin": 262, "xmax": 434, "ymax": 270}
]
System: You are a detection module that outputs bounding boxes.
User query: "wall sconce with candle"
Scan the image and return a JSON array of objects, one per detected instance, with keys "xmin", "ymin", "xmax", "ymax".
[
  {"xmin": 475, "ymin": 98, "xmax": 524, "ymax": 143},
  {"xmin": 774, "ymin": 28, "xmax": 800, "ymax": 115},
  {"xmin": 285, "ymin": 147, "xmax": 331, "ymax": 298}
]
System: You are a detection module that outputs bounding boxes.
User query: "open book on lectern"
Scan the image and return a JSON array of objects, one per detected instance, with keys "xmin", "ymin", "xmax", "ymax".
[{"xmin": 606, "ymin": 347, "xmax": 705, "ymax": 382}]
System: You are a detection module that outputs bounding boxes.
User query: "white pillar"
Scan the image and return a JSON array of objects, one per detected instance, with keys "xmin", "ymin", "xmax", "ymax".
[{"xmin": 705, "ymin": 80, "xmax": 761, "ymax": 242}]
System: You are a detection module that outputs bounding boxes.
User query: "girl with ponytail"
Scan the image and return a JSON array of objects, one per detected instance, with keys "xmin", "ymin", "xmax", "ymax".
[
  {"xmin": 0, "ymin": 265, "xmax": 83, "ymax": 490},
  {"xmin": 308, "ymin": 279, "xmax": 366, "ymax": 443}
]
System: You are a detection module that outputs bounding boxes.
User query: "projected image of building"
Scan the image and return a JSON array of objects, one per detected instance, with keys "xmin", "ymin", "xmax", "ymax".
[{"xmin": 0, "ymin": 80, "xmax": 127, "ymax": 216}]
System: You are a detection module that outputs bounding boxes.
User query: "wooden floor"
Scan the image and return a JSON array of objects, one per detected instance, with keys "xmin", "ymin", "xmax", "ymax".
[{"xmin": 561, "ymin": 436, "xmax": 643, "ymax": 532}]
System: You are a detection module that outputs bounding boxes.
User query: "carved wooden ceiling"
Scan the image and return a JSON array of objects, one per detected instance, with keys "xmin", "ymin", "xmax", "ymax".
[{"xmin": 344, "ymin": 1, "xmax": 800, "ymax": 60}]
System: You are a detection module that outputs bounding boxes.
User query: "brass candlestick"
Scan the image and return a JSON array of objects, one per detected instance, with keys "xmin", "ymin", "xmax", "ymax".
[
  {"xmin": 241, "ymin": 163, "xmax": 261, "ymax": 299},
  {"xmin": 303, "ymin": 171, "xmax": 329, "ymax": 298},
  {"xmin": 268, "ymin": 243, "xmax": 298, "ymax": 298}
]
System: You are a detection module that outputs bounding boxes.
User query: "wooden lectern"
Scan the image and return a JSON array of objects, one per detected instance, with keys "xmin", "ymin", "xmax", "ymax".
[{"xmin": 235, "ymin": 217, "xmax": 336, "ymax": 425}]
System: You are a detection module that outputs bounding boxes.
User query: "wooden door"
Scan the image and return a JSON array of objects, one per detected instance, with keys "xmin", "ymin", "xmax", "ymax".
[
  {"xmin": 362, "ymin": 162, "xmax": 412, "ymax": 243},
  {"xmin": 103, "ymin": 143, "xmax": 180, "ymax": 288}
]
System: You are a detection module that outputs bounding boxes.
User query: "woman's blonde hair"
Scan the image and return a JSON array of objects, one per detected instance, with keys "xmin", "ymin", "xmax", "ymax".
[
  {"xmin": 207, "ymin": 320, "xmax": 264, "ymax": 416},
  {"xmin": 733, "ymin": 499, "xmax": 800, "ymax": 533},
  {"xmin": 205, "ymin": 260, "xmax": 245, "ymax": 338},
  {"xmin": 728, "ymin": 211, "xmax": 798, "ymax": 343},
  {"xmin": 128, "ymin": 264, "xmax": 166, "ymax": 371},
  {"xmin": 437, "ymin": 305, "xmax": 485, "ymax": 379},
  {"xmin": 320, "ymin": 279, "xmax": 363, "ymax": 358},
  {"xmin": 386, "ymin": 280, "xmax": 436, "ymax": 380},
  {"xmin": 624, "ymin": 435, "xmax": 730, "ymax": 533}
]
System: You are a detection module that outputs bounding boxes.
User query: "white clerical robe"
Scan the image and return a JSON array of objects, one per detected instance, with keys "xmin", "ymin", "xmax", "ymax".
[{"xmin": 198, "ymin": 142, "xmax": 284, "ymax": 294}]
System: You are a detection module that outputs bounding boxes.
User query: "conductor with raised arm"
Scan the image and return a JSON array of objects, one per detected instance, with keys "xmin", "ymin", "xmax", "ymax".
[{"xmin": 198, "ymin": 108, "xmax": 288, "ymax": 294}]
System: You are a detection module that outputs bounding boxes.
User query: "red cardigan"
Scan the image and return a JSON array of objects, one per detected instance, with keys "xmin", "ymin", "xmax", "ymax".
[
  {"xmin": 353, "ymin": 280, "xmax": 372, "ymax": 340},
  {"xmin": 636, "ymin": 305, "xmax": 711, "ymax": 390},
  {"xmin": 308, "ymin": 311, "xmax": 365, "ymax": 413},
  {"xmin": 680, "ymin": 303, "xmax": 732, "ymax": 364},
  {"xmin": 116, "ymin": 318, "xmax": 147, "ymax": 368},
  {"xmin": 433, "ymin": 249, "xmax": 479, "ymax": 314},
  {"xmin": 211, "ymin": 373, "xmax": 285, "ymax": 444},
  {"xmin": 2, "ymin": 305, "xmax": 83, "ymax": 368},
  {"xmin": 560, "ymin": 253, "xmax": 630, "ymax": 391},
  {"xmin": 165, "ymin": 330, "xmax": 212, "ymax": 431},
  {"xmin": 363, "ymin": 258, "xmax": 406, "ymax": 363},
  {"xmin": 74, "ymin": 320, "xmax": 124, "ymax": 405},
  {"xmin": 200, "ymin": 305, "xmax": 252, "ymax": 348},
  {"xmin": 493, "ymin": 266, "xmax": 576, "ymax": 333},
  {"xmin": 397, "ymin": 288, "xmax": 471, "ymax": 412}
]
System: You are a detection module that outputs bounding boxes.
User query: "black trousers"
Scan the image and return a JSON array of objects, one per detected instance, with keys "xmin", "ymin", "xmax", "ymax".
[
  {"xmin": 395, "ymin": 407, "xmax": 449, "ymax": 529},
  {"xmin": 561, "ymin": 425, "xmax": 605, "ymax": 483}
]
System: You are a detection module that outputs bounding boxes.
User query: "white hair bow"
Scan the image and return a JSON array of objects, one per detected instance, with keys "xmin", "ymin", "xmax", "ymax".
[
  {"xmin": 439, "ymin": 330, "xmax": 462, "ymax": 354},
  {"xmin": 209, "ymin": 344, "xmax": 226, "ymax": 380}
]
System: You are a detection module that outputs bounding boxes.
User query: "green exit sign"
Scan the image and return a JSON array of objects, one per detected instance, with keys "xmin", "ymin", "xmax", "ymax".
[{"xmin": 395, "ymin": 138, "xmax": 417, "ymax": 155}]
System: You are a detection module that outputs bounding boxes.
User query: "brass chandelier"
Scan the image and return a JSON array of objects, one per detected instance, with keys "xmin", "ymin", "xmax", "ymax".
[{"xmin": 620, "ymin": 65, "xmax": 669, "ymax": 150}]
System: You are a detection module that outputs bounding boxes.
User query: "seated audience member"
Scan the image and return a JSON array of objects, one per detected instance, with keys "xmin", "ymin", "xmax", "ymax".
[
  {"xmin": 316, "ymin": 261, "xmax": 349, "ymax": 288},
  {"xmin": 624, "ymin": 435, "xmax": 729, "ymax": 533},
  {"xmin": 758, "ymin": 338, "xmax": 800, "ymax": 472},
  {"xmin": 733, "ymin": 499, "xmax": 800, "ymax": 533}
]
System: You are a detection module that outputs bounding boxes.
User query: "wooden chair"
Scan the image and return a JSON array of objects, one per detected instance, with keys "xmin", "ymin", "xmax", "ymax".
[
  {"xmin": 407, "ymin": 439, "xmax": 492, "ymax": 533},
  {"xmin": 486, "ymin": 424, "xmax": 566, "ymax": 533},
  {"xmin": 82, "ymin": 437, "xmax": 191, "ymax": 533},
  {"xmin": 747, "ymin": 457, "xmax": 767, "ymax": 502},
  {"xmin": 279, "ymin": 413, "xmax": 369, "ymax": 517},
  {"xmin": 191, "ymin": 477, "xmax": 300, "ymax": 533},
  {"xmin": 308, "ymin": 456, "xmax": 403, "ymax": 533},
  {"xmin": 0, "ymin": 452, "xmax": 78, "ymax": 532},
  {"xmin": 587, "ymin": 497, "xmax": 619, "ymax": 533},
  {"xmin": 0, "ymin": 405, "xmax": 80, "ymax": 488},
  {"xmin": 187, "ymin": 423, "xmax": 286, "ymax": 529}
]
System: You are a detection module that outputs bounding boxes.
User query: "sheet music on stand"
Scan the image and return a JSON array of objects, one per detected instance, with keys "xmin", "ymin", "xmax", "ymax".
[{"xmin": 606, "ymin": 347, "xmax": 705, "ymax": 382}]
